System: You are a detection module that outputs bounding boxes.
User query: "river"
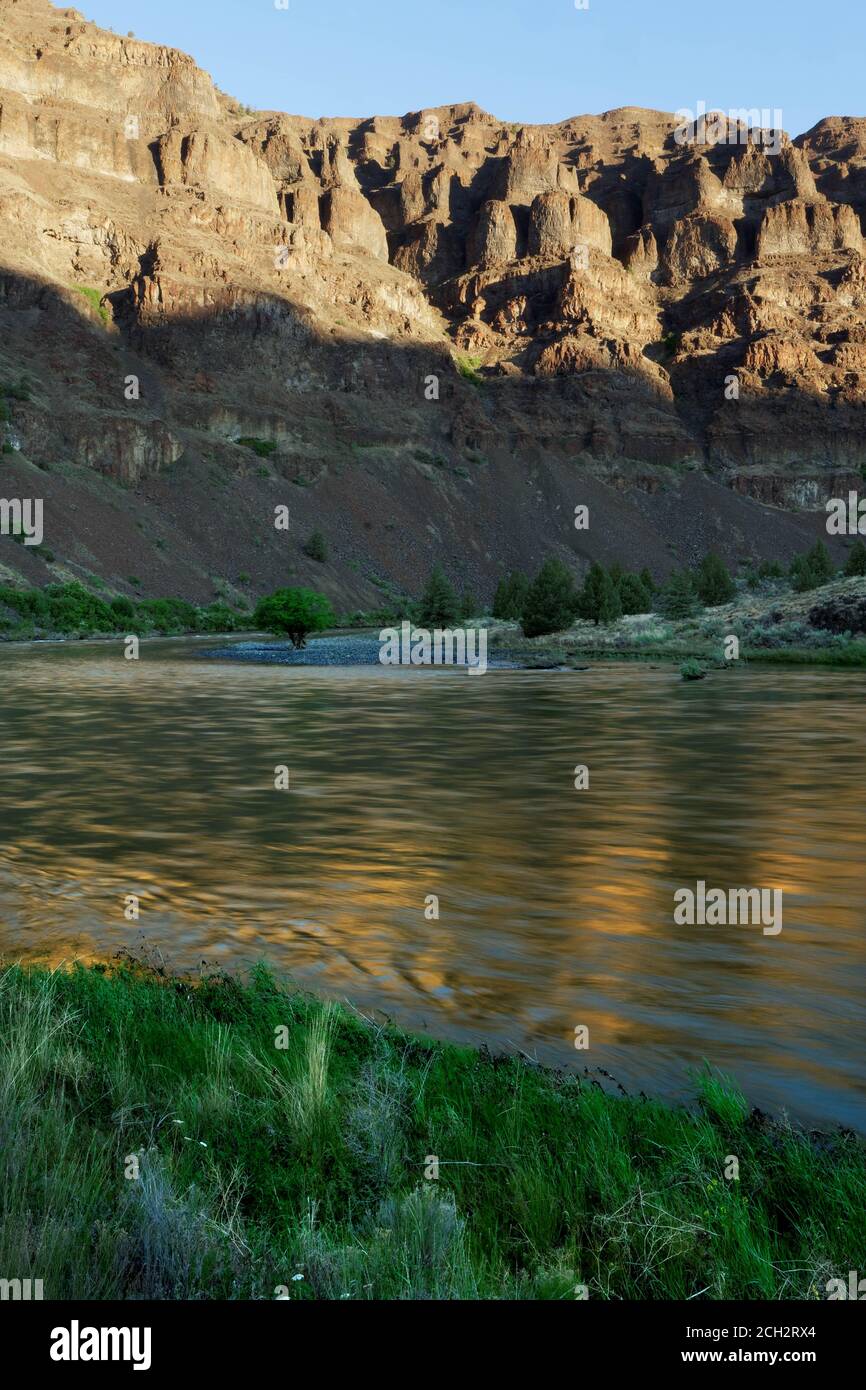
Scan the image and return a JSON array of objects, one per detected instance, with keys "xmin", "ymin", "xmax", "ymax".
[{"xmin": 1, "ymin": 634, "xmax": 864, "ymax": 1130}]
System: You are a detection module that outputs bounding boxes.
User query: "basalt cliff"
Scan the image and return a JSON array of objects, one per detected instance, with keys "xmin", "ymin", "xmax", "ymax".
[{"xmin": 1, "ymin": 0, "xmax": 865, "ymax": 607}]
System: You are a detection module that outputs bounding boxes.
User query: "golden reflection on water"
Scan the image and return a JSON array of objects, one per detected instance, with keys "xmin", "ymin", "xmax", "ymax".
[{"xmin": 1, "ymin": 637, "xmax": 865, "ymax": 1128}]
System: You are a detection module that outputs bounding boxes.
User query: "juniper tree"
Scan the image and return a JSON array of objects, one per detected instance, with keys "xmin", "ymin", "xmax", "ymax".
[
  {"xmin": 520, "ymin": 556, "xmax": 577, "ymax": 638},
  {"xmin": 597, "ymin": 569, "xmax": 623, "ymax": 625},
  {"xmin": 844, "ymin": 540, "xmax": 866, "ymax": 577},
  {"xmin": 418, "ymin": 565, "xmax": 460, "ymax": 627},
  {"xmin": 619, "ymin": 572, "xmax": 653, "ymax": 615},
  {"xmin": 492, "ymin": 570, "xmax": 530, "ymax": 620},
  {"xmin": 790, "ymin": 541, "xmax": 835, "ymax": 592},
  {"xmin": 578, "ymin": 563, "xmax": 607, "ymax": 625},
  {"xmin": 694, "ymin": 551, "xmax": 735, "ymax": 606},
  {"xmin": 661, "ymin": 569, "xmax": 700, "ymax": 618}
]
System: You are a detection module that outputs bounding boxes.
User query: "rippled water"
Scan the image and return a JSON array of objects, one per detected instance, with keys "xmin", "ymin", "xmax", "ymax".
[{"xmin": 1, "ymin": 636, "xmax": 864, "ymax": 1129}]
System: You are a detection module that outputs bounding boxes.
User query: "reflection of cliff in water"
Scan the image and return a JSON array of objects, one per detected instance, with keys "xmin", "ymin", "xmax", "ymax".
[{"xmin": 0, "ymin": 638, "xmax": 864, "ymax": 1130}]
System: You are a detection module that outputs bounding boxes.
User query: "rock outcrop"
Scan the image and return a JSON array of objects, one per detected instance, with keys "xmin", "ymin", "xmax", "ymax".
[{"xmin": 1, "ymin": 0, "xmax": 864, "ymax": 606}]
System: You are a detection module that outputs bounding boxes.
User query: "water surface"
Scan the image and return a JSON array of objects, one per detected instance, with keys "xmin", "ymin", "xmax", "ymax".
[{"xmin": 1, "ymin": 636, "xmax": 864, "ymax": 1129}]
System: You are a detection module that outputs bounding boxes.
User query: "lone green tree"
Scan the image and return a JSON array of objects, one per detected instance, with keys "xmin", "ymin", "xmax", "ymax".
[
  {"xmin": 253, "ymin": 587, "xmax": 335, "ymax": 648},
  {"xmin": 694, "ymin": 551, "xmax": 735, "ymax": 606},
  {"xmin": 520, "ymin": 557, "xmax": 577, "ymax": 638},
  {"xmin": 417, "ymin": 565, "xmax": 460, "ymax": 627}
]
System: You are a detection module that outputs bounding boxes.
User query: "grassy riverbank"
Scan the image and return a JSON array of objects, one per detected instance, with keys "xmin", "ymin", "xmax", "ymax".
[
  {"xmin": 489, "ymin": 576, "xmax": 866, "ymax": 671},
  {"xmin": 2, "ymin": 961, "xmax": 863, "ymax": 1300}
]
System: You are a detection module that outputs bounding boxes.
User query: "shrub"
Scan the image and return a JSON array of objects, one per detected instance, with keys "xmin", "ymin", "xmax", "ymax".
[
  {"xmin": 303, "ymin": 531, "xmax": 328, "ymax": 564},
  {"xmin": 680, "ymin": 659, "xmax": 706, "ymax": 681},
  {"xmin": 50, "ymin": 583, "xmax": 117, "ymax": 632},
  {"xmin": 454, "ymin": 354, "xmax": 483, "ymax": 386},
  {"xmin": 138, "ymin": 597, "xmax": 198, "ymax": 635},
  {"xmin": 237, "ymin": 438, "xmax": 278, "ymax": 458},
  {"xmin": 71, "ymin": 285, "xmax": 110, "ymax": 326},
  {"xmin": 253, "ymin": 587, "xmax": 335, "ymax": 647},
  {"xmin": 197, "ymin": 601, "xmax": 240, "ymax": 634},
  {"xmin": 0, "ymin": 376, "xmax": 32, "ymax": 403},
  {"xmin": 109, "ymin": 596, "xmax": 136, "ymax": 624}
]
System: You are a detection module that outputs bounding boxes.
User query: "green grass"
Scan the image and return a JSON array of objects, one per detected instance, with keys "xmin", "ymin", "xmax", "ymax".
[
  {"xmin": 493, "ymin": 637, "xmax": 866, "ymax": 671},
  {"xmin": 454, "ymin": 353, "xmax": 484, "ymax": 387},
  {"xmin": 741, "ymin": 643, "xmax": 866, "ymax": 668},
  {"xmin": 70, "ymin": 285, "xmax": 110, "ymax": 327},
  {"xmin": 1, "ymin": 961, "xmax": 862, "ymax": 1301},
  {"xmin": 237, "ymin": 438, "xmax": 278, "ymax": 459}
]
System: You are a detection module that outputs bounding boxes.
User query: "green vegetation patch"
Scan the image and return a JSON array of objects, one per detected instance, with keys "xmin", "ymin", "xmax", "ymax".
[
  {"xmin": 454, "ymin": 353, "xmax": 484, "ymax": 387},
  {"xmin": 237, "ymin": 438, "xmax": 278, "ymax": 458},
  {"xmin": 0, "ymin": 582, "xmax": 245, "ymax": 639},
  {"xmin": 1, "ymin": 962, "xmax": 863, "ymax": 1301},
  {"xmin": 70, "ymin": 285, "xmax": 110, "ymax": 326}
]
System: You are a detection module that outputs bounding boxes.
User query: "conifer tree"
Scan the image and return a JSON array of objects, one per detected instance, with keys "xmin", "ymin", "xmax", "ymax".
[
  {"xmin": 844, "ymin": 540, "xmax": 866, "ymax": 577},
  {"xmin": 619, "ymin": 572, "xmax": 652, "ymax": 615},
  {"xmin": 520, "ymin": 557, "xmax": 577, "ymax": 638},
  {"xmin": 661, "ymin": 569, "xmax": 699, "ymax": 618},
  {"xmin": 597, "ymin": 569, "xmax": 623, "ymax": 625},
  {"xmin": 418, "ymin": 566, "xmax": 460, "ymax": 627},
  {"xmin": 578, "ymin": 562, "xmax": 607, "ymax": 625},
  {"xmin": 694, "ymin": 551, "xmax": 735, "ymax": 605},
  {"xmin": 493, "ymin": 570, "xmax": 530, "ymax": 620}
]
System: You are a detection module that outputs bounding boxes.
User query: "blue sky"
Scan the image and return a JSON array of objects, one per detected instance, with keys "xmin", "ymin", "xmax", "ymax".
[{"xmin": 78, "ymin": 0, "xmax": 863, "ymax": 138}]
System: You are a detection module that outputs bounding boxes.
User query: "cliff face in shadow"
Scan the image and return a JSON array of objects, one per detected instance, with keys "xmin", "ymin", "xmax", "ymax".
[{"xmin": 0, "ymin": 0, "xmax": 863, "ymax": 605}]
